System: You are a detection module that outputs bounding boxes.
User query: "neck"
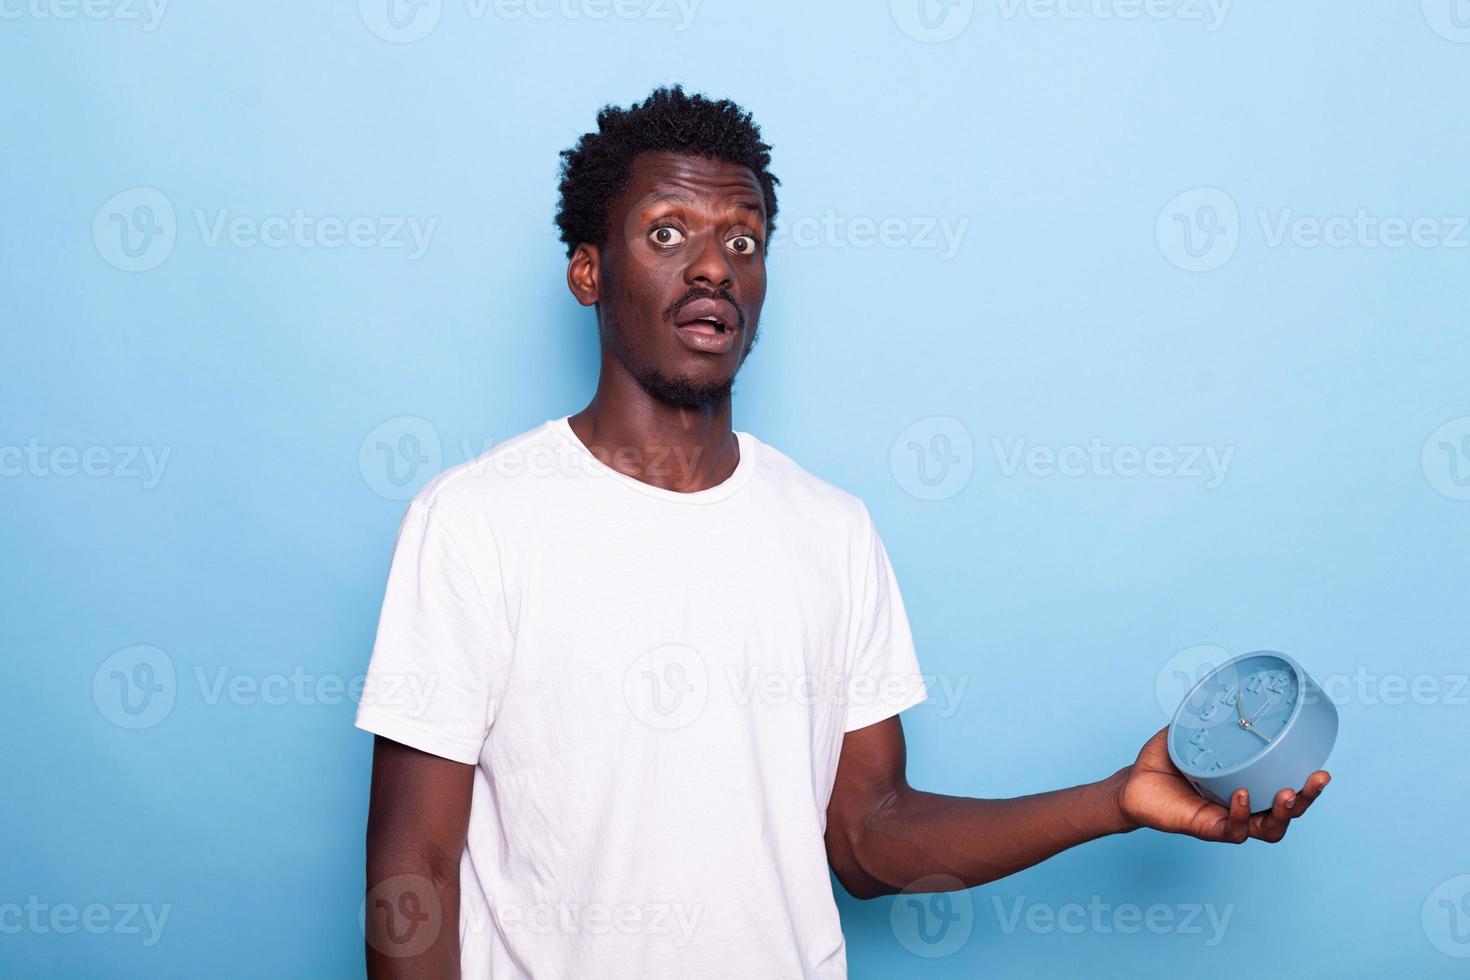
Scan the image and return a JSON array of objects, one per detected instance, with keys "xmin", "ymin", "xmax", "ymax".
[{"xmin": 567, "ymin": 380, "xmax": 740, "ymax": 494}]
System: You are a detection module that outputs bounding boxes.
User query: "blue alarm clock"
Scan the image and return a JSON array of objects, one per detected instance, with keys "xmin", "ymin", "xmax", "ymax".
[{"xmin": 1166, "ymin": 650, "xmax": 1338, "ymax": 811}]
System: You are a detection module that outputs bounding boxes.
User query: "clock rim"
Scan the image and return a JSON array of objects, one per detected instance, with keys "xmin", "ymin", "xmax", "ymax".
[{"xmin": 1166, "ymin": 649, "xmax": 1308, "ymax": 780}]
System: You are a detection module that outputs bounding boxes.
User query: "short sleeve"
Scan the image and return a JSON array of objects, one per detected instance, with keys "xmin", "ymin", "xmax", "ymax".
[
  {"xmin": 353, "ymin": 499, "xmax": 511, "ymax": 764},
  {"xmin": 843, "ymin": 506, "xmax": 928, "ymax": 733}
]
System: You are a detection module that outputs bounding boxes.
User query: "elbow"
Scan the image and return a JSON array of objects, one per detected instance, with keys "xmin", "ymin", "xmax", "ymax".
[
  {"xmin": 829, "ymin": 792, "xmax": 907, "ymax": 901},
  {"xmin": 835, "ymin": 872, "xmax": 899, "ymax": 901}
]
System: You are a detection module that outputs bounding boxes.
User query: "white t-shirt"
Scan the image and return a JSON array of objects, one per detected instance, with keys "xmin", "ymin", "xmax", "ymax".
[{"xmin": 355, "ymin": 415, "xmax": 927, "ymax": 979}]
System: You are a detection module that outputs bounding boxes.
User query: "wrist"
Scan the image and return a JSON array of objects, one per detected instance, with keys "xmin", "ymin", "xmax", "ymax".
[{"xmin": 1101, "ymin": 766, "xmax": 1141, "ymax": 835}]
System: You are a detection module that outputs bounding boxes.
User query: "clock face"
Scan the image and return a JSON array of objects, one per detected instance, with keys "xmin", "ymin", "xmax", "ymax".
[{"xmin": 1170, "ymin": 653, "xmax": 1300, "ymax": 775}]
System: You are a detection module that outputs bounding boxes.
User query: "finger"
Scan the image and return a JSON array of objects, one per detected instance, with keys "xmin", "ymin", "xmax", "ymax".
[
  {"xmin": 1224, "ymin": 788, "xmax": 1251, "ymax": 843},
  {"xmin": 1288, "ymin": 771, "xmax": 1331, "ymax": 818},
  {"xmin": 1250, "ymin": 788, "xmax": 1295, "ymax": 843}
]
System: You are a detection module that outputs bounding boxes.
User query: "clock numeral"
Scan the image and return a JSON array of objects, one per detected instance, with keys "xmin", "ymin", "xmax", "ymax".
[
  {"xmin": 1199, "ymin": 687, "xmax": 1234, "ymax": 722},
  {"xmin": 1190, "ymin": 748, "xmax": 1214, "ymax": 769},
  {"xmin": 1189, "ymin": 729, "xmax": 1208, "ymax": 747}
]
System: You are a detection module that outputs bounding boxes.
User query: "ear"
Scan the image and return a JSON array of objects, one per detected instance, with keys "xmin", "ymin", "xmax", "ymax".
[{"xmin": 566, "ymin": 243, "xmax": 601, "ymax": 308}]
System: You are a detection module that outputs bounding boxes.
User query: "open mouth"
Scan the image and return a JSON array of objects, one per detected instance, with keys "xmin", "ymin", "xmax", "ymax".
[
  {"xmin": 673, "ymin": 296, "xmax": 739, "ymax": 337},
  {"xmin": 676, "ymin": 315, "xmax": 732, "ymax": 335}
]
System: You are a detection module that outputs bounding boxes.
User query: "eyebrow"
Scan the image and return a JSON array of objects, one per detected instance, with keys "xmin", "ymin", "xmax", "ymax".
[{"xmin": 646, "ymin": 191, "xmax": 765, "ymax": 219}]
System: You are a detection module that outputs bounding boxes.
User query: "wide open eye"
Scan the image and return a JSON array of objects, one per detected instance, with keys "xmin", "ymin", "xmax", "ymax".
[
  {"xmin": 726, "ymin": 234, "xmax": 759, "ymax": 255},
  {"xmin": 649, "ymin": 226, "xmax": 686, "ymax": 246}
]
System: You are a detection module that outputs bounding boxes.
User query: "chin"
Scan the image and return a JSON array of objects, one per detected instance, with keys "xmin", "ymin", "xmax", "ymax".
[{"xmin": 638, "ymin": 368, "xmax": 736, "ymax": 410}]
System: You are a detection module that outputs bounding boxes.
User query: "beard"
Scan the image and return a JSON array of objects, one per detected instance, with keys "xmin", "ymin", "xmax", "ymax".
[
  {"xmin": 603, "ymin": 308, "xmax": 760, "ymax": 410},
  {"xmin": 634, "ymin": 367, "xmax": 736, "ymax": 410}
]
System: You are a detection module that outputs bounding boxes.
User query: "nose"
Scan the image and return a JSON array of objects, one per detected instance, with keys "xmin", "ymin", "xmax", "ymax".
[{"xmin": 682, "ymin": 230, "xmax": 733, "ymax": 291}]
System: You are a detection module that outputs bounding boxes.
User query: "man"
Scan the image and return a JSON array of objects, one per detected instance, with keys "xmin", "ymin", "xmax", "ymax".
[{"xmin": 356, "ymin": 85, "xmax": 1330, "ymax": 979}]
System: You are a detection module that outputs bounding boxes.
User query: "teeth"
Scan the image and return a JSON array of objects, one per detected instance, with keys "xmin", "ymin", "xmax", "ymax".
[{"xmin": 680, "ymin": 314, "xmax": 729, "ymax": 334}]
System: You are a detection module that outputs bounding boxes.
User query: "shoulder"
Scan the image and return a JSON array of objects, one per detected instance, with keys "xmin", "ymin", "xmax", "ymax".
[
  {"xmin": 744, "ymin": 432, "xmax": 876, "ymax": 538},
  {"xmin": 403, "ymin": 418, "xmax": 563, "ymax": 530}
]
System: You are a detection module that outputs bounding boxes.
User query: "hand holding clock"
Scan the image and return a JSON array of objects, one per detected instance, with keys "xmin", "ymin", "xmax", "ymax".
[
  {"xmin": 1115, "ymin": 651, "xmax": 1337, "ymax": 844},
  {"xmin": 1114, "ymin": 725, "xmax": 1331, "ymax": 844},
  {"xmin": 823, "ymin": 650, "xmax": 1337, "ymax": 900}
]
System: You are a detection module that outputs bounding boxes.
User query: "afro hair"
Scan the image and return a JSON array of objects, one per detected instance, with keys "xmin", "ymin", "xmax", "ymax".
[{"xmin": 554, "ymin": 84, "xmax": 780, "ymax": 259}]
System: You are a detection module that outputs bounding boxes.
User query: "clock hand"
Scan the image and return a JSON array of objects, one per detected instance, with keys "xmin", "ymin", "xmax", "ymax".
[
  {"xmin": 1249, "ymin": 696, "xmax": 1273, "ymax": 722},
  {"xmin": 1245, "ymin": 724, "xmax": 1272, "ymax": 744},
  {"xmin": 1234, "ymin": 692, "xmax": 1249, "ymax": 725}
]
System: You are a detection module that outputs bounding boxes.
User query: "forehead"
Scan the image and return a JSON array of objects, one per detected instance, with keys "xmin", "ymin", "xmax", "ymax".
[{"xmin": 618, "ymin": 151, "xmax": 765, "ymax": 217}]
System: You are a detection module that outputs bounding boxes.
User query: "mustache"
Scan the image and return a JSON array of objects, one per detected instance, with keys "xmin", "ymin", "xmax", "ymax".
[{"xmin": 665, "ymin": 288, "xmax": 744, "ymax": 330}]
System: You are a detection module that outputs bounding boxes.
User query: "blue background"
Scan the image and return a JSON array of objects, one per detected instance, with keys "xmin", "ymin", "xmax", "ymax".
[{"xmin": 3, "ymin": 1, "xmax": 1468, "ymax": 976}]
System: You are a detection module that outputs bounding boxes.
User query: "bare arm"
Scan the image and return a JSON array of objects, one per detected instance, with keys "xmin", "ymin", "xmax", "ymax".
[
  {"xmin": 823, "ymin": 716, "xmax": 1134, "ymax": 898},
  {"xmin": 824, "ymin": 717, "xmax": 1329, "ymax": 899},
  {"xmin": 364, "ymin": 735, "xmax": 474, "ymax": 978}
]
